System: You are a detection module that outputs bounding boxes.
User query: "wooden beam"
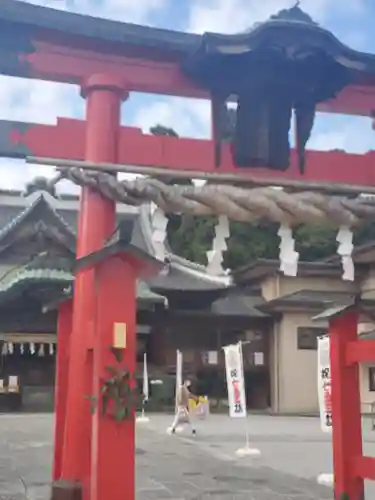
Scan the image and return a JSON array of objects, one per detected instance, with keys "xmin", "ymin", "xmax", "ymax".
[
  {"xmin": 346, "ymin": 339, "xmax": 375, "ymax": 364},
  {"xmin": 28, "ymin": 155, "xmax": 375, "ymax": 195},
  {"xmin": 1, "ymin": 117, "xmax": 374, "ymax": 188}
]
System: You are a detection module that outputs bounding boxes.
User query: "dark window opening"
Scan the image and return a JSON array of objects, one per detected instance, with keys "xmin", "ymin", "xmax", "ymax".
[{"xmin": 297, "ymin": 327, "xmax": 325, "ymax": 350}]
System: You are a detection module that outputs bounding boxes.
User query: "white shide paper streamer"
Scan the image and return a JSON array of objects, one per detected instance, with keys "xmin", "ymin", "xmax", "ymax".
[
  {"xmin": 278, "ymin": 225, "xmax": 299, "ymax": 277},
  {"xmin": 150, "ymin": 202, "xmax": 168, "ymax": 261},
  {"xmin": 206, "ymin": 215, "xmax": 230, "ymax": 275},
  {"xmin": 336, "ymin": 226, "xmax": 354, "ymax": 281}
]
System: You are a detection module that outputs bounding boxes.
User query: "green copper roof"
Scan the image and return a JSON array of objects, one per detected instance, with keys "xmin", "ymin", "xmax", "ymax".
[{"xmin": 0, "ymin": 259, "xmax": 165, "ymax": 304}]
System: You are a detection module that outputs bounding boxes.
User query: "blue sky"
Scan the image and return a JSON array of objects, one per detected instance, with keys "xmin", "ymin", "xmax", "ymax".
[{"xmin": 0, "ymin": 0, "xmax": 374, "ymax": 191}]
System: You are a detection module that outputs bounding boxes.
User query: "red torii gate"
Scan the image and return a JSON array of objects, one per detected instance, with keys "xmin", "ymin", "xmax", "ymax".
[{"xmin": 2, "ymin": 1, "xmax": 375, "ymax": 500}]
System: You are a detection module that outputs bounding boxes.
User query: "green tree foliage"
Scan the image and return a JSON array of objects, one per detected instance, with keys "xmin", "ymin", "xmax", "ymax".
[{"xmin": 150, "ymin": 124, "xmax": 375, "ymax": 270}]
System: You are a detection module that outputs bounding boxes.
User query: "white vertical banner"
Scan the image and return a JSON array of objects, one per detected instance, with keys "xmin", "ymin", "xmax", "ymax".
[
  {"xmin": 317, "ymin": 335, "xmax": 332, "ymax": 433},
  {"xmin": 175, "ymin": 349, "xmax": 183, "ymax": 412},
  {"xmin": 223, "ymin": 342, "xmax": 260, "ymax": 457},
  {"xmin": 223, "ymin": 343, "xmax": 247, "ymax": 418},
  {"xmin": 316, "ymin": 335, "xmax": 334, "ymax": 487},
  {"xmin": 143, "ymin": 352, "xmax": 149, "ymax": 401}
]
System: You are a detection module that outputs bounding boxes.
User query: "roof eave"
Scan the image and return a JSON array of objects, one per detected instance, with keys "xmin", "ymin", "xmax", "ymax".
[{"xmin": 1, "ymin": 0, "xmax": 200, "ymax": 60}]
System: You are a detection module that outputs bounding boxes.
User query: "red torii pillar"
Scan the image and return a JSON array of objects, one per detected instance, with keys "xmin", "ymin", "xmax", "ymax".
[
  {"xmin": 53, "ymin": 299, "xmax": 73, "ymax": 482},
  {"xmin": 58, "ymin": 74, "xmax": 128, "ymax": 500},
  {"xmin": 319, "ymin": 302, "xmax": 375, "ymax": 500},
  {"xmin": 329, "ymin": 308, "xmax": 364, "ymax": 500}
]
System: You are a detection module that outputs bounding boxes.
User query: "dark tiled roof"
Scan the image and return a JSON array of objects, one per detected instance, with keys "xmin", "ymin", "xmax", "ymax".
[
  {"xmin": 261, "ymin": 290, "xmax": 356, "ymax": 310},
  {"xmin": 0, "ymin": 195, "xmax": 76, "ymax": 251},
  {"xmin": 148, "ymin": 265, "xmax": 228, "ymax": 292},
  {"xmin": 233, "ymin": 259, "xmax": 345, "ymax": 284},
  {"xmin": 211, "ymin": 292, "xmax": 268, "ymax": 318}
]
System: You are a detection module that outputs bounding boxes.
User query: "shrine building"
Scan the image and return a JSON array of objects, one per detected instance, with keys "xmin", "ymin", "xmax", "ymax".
[{"xmin": 0, "ymin": 185, "xmax": 374, "ymax": 414}]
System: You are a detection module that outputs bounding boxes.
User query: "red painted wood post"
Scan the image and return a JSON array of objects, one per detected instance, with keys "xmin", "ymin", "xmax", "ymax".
[
  {"xmin": 330, "ymin": 310, "xmax": 364, "ymax": 500},
  {"xmin": 53, "ymin": 299, "xmax": 73, "ymax": 481},
  {"xmin": 60, "ymin": 74, "xmax": 127, "ymax": 499},
  {"xmin": 90, "ymin": 255, "xmax": 136, "ymax": 500}
]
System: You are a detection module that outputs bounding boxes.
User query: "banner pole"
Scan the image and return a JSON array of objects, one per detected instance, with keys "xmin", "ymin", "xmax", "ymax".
[
  {"xmin": 167, "ymin": 350, "xmax": 184, "ymax": 433},
  {"xmin": 239, "ymin": 341, "xmax": 249, "ymax": 448},
  {"xmin": 235, "ymin": 340, "xmax": 260, "ymax": 457}
]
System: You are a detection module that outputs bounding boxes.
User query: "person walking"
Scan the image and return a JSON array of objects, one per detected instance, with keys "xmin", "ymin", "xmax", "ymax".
[{"xmin": 170, "ymin": 379, "xmax": 198, "ymax": 435}]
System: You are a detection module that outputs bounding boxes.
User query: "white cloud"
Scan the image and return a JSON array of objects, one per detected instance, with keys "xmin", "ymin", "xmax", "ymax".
[
  {"xmin": 0, "ymin": 77, "xmax": 80, "ymax": 193},
  {"xmin": 132, "ymin": 97, "xmax": 211, "ymax": 138},
  {"xmin": 308, "ymin": 115, "xmax": 374, "ymax": 153},
  {"xmin": 0, "ymin": 0, "xmax": 168, "ymax": 192},
  {"xmin": 187, "ymin": 0, "xmax": 366, "ymax": 34},
  {"xmin": 26, "ymin": 0, "xmax": 167, "ymax": 23}
]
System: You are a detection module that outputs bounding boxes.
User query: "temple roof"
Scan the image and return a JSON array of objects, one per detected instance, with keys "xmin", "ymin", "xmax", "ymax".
[
  {"xmin": 232, "ymin": 259, "xmax": 350, "ymax": 284},
  {"xmin": 183, "ymin": 5, "xmax": 375, "ymax": 87},
  {"xmin": 0, "ymin": 189, "xmax": 230, "ymax": 301},
  {"xmin": 0, "ymin": 194, "xmax": 76, "ymax": 253}
]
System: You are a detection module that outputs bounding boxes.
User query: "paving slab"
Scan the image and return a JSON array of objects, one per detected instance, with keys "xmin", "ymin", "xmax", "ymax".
[{"xmin": 0, "ymin": 413, "xmax": 373, "ymax": 499}]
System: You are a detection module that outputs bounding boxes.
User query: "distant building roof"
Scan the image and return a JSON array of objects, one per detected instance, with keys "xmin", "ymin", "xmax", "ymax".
[{"xmin": 259, "ymin": 289, "xmax": 357, "ymax": 312}]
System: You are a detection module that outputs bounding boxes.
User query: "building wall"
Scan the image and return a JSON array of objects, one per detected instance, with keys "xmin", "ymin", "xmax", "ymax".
[
  {"xmin": 271, "ymin": 311, "xmax": 328, "ymax": 414},
  {"xmin": 359, "ymin": 363, "xmax": 375, "ymax": 413},
  {"xmin": 272, "ymin": 312, "xmax": 375, "ymax": 414}
]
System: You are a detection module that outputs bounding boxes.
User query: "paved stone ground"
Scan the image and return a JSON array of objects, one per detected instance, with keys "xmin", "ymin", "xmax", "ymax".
[{"xmin": 0, "ymin": 413, "xmax": 374, "ymax": 499}]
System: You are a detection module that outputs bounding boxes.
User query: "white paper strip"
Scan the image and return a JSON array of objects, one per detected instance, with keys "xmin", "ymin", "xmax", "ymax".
[
  {"xmin": 317, "ymin": 335, "xmax": 332, "ymax": 433},
  {"xmin": 223, "ymin": 343, "xmax": 247, "ymax": 419},
  {"xmin": 278, "ymin": 225, "xmax": 299, "ymax": 277},
  {"xmin": 336, "ymin": 226, "xmax": 354, "ymax": 281},
  {"xmin": 206, "ymin": 215, "xmax": 230, "ymax": 275},
  {"xmin": 151, "ymin": 203, "xmax": 168, "ymax": 261}
]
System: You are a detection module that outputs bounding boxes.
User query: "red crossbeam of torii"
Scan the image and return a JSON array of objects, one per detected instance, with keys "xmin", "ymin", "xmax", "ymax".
[{"xmin": 1, "ymin": 118, "xmax": 375, "ymax": 186}]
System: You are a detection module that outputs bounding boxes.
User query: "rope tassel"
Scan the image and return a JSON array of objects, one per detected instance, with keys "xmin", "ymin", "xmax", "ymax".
[
  {"xmin": 336, "ymin": 226, "xmax": 354, "ymax": 281},
  {"xmin": 278, "ymin": 225, "xmax": 299, "ymax": 277},
  {"xmin": 207, "ymin": 215, "xmax": 230, "ymax": 276}
]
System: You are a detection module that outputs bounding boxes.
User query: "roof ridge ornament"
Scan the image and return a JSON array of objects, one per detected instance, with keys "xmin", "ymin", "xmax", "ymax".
[{"xmin": 269, "ymin": 3, "xmax": 317, "ymax": 25}]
